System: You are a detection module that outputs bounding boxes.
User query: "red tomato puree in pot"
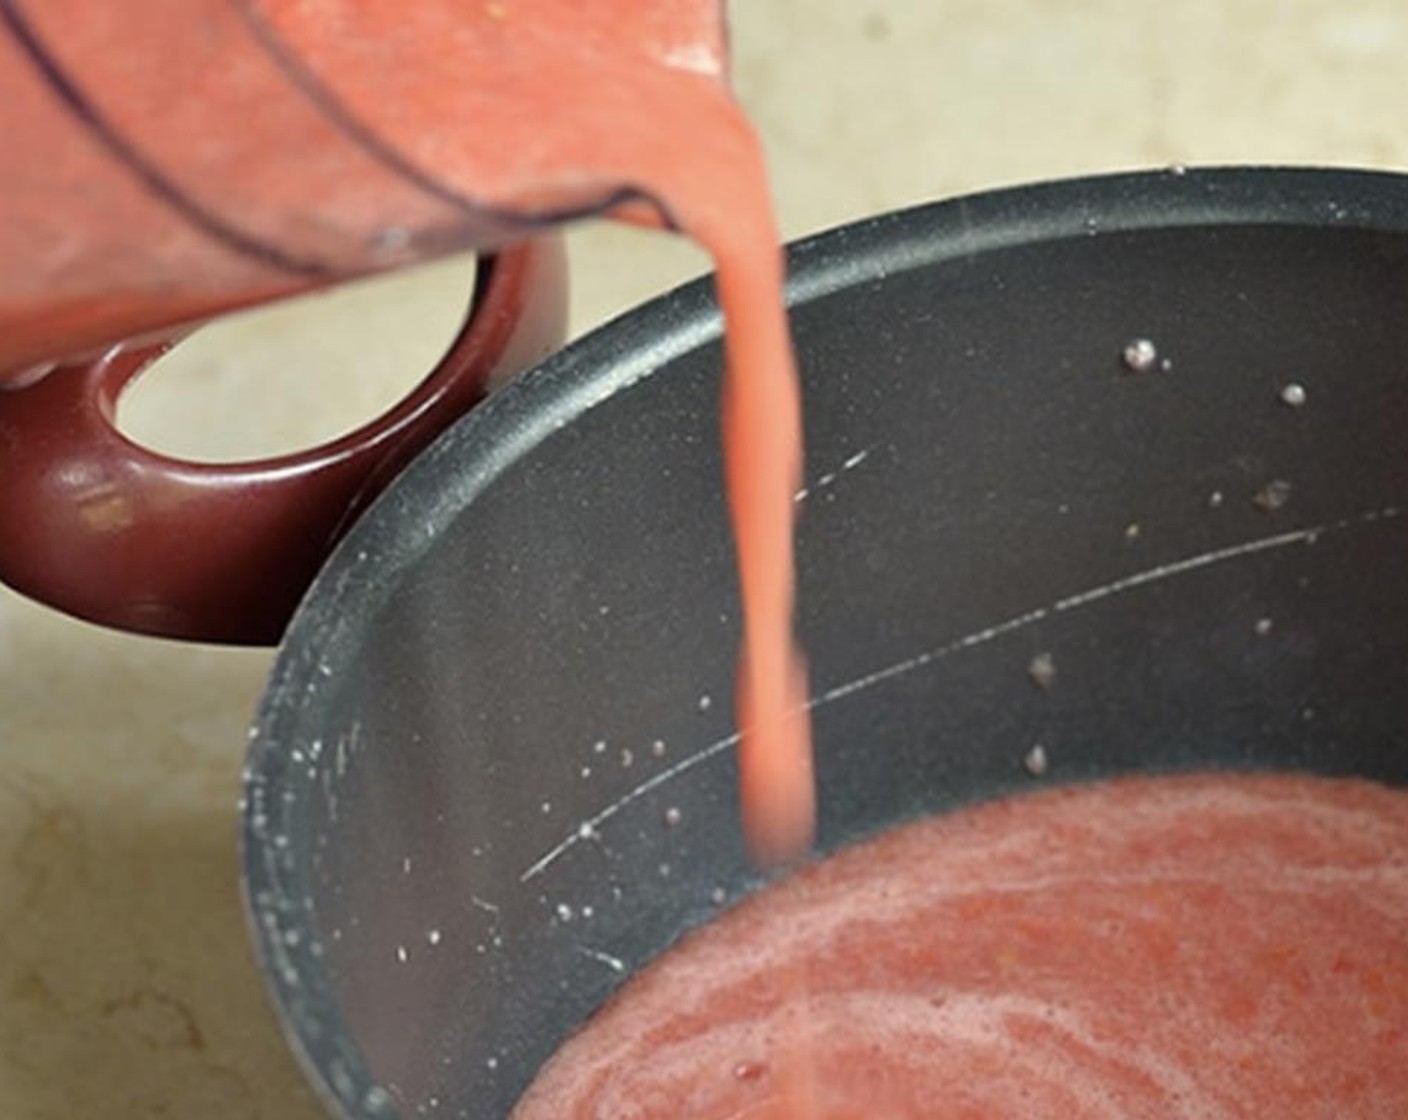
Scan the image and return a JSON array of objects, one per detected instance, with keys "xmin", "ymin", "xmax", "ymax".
[{"xmin": 511, "ymin": 773, "xmax": 1408, "ymax": 1119}]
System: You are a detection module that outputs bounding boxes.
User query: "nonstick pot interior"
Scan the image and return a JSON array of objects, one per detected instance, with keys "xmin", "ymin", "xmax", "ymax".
[{"xmin": 243, "ymin": 167, "xmax": 1408, "ymax": 1120}]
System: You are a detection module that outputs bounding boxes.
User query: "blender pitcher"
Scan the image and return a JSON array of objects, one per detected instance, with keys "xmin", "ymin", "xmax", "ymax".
[{"xmin": 0, "ymin": 0, "xmax": 727, "ymax": 642}]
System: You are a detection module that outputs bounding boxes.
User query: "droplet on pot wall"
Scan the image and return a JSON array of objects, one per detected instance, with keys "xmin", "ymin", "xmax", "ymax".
[
  {"xmin": 1023, "ymin": 744, "xmax": 1050, "ymax": 776},
  {"xmin": 651, "ymin": 739, "xmax": 667, "ymax": 758},
  {"xmin": 556, "ymin": 903, "xmax": 573, "ymax": 922},
  {"xmin": 1279, "ymin": 383, "xmax": 1307, "ymax": 408},
  {"xmin": 593, "ymin": 739, "xmax": 607, "ymax": 754},
  {"xmin": 1121, "ymin": 338, "xmax": 1159, "ymax": 373},
  {"xmin": 664, "ymin": 806, "xmax": 683, "ymax": 828},
  {"xmin": 1028, "ymin": 652, "xmax": 1057, "ymax": 690},
  {"xmin": 1253, "ymin": 480, "xmax": 1292, "ymax": 512},
  {"xmin": 1255, "ymin": 618, "xmax": 1274, "ymax": 636}
]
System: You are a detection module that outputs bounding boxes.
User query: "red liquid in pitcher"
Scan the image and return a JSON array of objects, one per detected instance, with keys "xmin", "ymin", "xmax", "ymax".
[{"xmin": 511, "ymin": 773, "xmax": 1408, "ymax": 1119}]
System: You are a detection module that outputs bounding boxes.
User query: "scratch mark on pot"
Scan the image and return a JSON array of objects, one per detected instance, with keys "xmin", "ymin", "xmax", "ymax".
[
  {"xmin": 520, "ymin": 732, "xmax": 740, "ymax": 880},
  {"xmin": 816, "ymin": 606, "xmax": 1049, "ymax": 706},
  {"xmin": 319, "ymin": 764, "xmax": 337, "ymax": 822},
  {"xmin": 577, "ymin": 946, "xmax": 626, "ymax": 973},
  {"xmin": 470, "ymin": 895, "xmax": 500, "ymax": 915},
  {"xmin": 334, "ymin": 723, "xmax": 358, "ymax": 780},
  {"xmin": 795, "ymin": 446, "xmax": 871, "ymax": 502},
  {"xmin": 518, "ymin": 506, "xmax": 1404, "ymax": 882}
]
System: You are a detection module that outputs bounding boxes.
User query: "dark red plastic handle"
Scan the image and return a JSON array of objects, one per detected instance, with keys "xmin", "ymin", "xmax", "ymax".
[{"xmin": 0, "ymin": 236, "xmax": 567, "ymax": 644}]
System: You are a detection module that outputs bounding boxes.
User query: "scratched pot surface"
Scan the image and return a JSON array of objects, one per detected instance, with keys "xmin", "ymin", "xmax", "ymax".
[{"xmin": 245, "ymin": 169, "xmax": 1408, "ymax": 1119}]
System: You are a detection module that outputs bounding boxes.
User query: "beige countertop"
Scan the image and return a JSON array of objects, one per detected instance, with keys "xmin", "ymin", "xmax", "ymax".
[{"xmin": 3, "ymin": 2, "xmax": 1407, "ymax": 1116}]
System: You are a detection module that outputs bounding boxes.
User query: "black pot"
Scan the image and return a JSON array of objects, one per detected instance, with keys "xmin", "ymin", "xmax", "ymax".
[{"xmin": 242, "ymin": 166, "xmax": 1408, "ymax": 1119}]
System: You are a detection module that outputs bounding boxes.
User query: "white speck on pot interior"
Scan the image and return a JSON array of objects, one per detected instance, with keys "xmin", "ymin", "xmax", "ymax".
[
  {"xmin": 1028, "ymin": 652, "xmax": 1057, "ymax": 690},
  {"xmin": 1121, "ymin": 337, "xmax": 1159, "ymax": 373},
  {"xmin": 1253, "ymin": 479, "xmax": 1292, "ymax": 512}
]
